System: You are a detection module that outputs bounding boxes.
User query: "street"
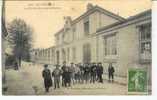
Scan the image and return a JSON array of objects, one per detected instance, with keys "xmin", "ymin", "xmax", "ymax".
[{"xmin": 4, "ymin": 62, "xmax": 127, "ymax": 95}]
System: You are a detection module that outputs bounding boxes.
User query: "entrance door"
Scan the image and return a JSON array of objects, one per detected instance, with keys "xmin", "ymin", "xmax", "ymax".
[
  {"xmin": 83, "ymin": 43, "xmax": 91, "ymax": 64},
  {"xmin": 62, "ymin": 49, "xmax": 66, "ymax": 63},
  {"xmin": 56, "ymin": 51, "xmax": 60, "ymax": 64}
]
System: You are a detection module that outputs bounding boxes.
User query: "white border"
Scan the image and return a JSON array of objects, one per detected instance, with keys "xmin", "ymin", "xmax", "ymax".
[
  {"xmin": 0, "ymin": 0, "xmax": 2, "ymax": 97},
  {"xmin": 0, "ymin": 0, "xmax": 157, "ymax": 100},
  {"xmin": 152, "ymin": 0, "xmax": 157, "ymax": 97}
]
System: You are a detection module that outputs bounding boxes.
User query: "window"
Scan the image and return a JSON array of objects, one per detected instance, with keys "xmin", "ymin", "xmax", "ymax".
[
  {"xmin": 62, "ymin": 33, "xmax": 69, "ymax": 43},
  {"xmin": 72, "ymin": 47, "xmax": 76, "ymax": 62},
  {"xmin": 84, "ymin": 18, "xmax": 89, "ymax": 36},
  {"xmin": 139, "ymin": 23, "xmax": 151, "ymax": 53},
  {"xmin": 72, "ymin": 26, "xmax": 76, "ymax": 40},
  {"xmin": 56, "ymin": 35, "xmax": 60, "ymax": 45},
  {"xmin": 51, "ymin": 49, "xmax": 54, "ymax": 58},
  {"xmin": 62, "ymin": 49, "xmax": 66, "ymax": 62},
  {"xmin": 139, "ymin": 23, "xmax": 151, "ymax": 61},
  {"xmin": 35, "ymin": 52, "xmax": 37, "ymax": 56},
  {"xmin": 56, "ymin": 51, "xmax": 60, "ymax": 64},
  {"xmin": 104, "ymin": 34, "xmax": 117, "ymax": 55},
  {"xmin": 39, "ymin": 51, "xmax": 41, "ymax": 57},
  {"xmin": 48, "ymin": 50, "xmax": 50, "ymax": 58},
  {"xmin": 62, "ymin": 34, "xmax": 65, "ymax": 43},
  {"xmin": 83, "ymin": 43, "xmax": 91, "ymax": 63},
  {"xmin": 67, "ymin": 48, "xmax": 70, "ymax": 61}
]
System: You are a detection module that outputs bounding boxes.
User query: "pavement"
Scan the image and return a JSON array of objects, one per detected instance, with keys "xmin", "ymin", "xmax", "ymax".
[
  {"xmin": 102, "ymin": 74, "xmax": 127, "ymax": 86},
  {"xmin": 3, "ymin": 62, "xmax": 128, "ymax": 95}
]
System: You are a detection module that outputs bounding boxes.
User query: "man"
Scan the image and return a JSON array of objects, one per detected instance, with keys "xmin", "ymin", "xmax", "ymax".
[
  {"xmin": 42, "ymin": 64, "xmax": 52, "ymax": 92},
  {"xmin": 84, "ymin": 63, "xmax": 90, "ymax": 83},
  {"xmin": 61, "ymin": 61, "xmax": 67, "ymax": 87},
  {"xmin": 108, "ymin": 63, "xmax": 115, "ymax": 82},
  {"xmin": 69, "ymin": 63, "xmax": 75, "ymax": 85},
  {"xmin": 74, "ymin": 64, "xmax": 81, "ymax": 83},
  {"xmin": 79, "ymin": 63, "xmax": 84, "ymax": 84},
  {"xmin": 90, "ymin": 62, "xmax": 97, "ymax": 83},
  {"xmin": 63, "ymin": 66, "xmax": 71, "ymax": 87},
  {"xmin": 97, "ymin": 63, "xmax": 103, "ymax": 83},
  {"xmin": 52, "ymin": 64, "xmax": 62, "ymax": 89}
]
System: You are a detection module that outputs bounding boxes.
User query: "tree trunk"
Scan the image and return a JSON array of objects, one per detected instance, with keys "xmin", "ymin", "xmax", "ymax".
[{"xmin": 18, "ymin": 57, "xmax": 21, "ymax": 68}]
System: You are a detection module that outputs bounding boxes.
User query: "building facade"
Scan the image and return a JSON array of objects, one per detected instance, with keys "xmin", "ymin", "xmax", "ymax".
[
  {"xmin": 30, "ymin": 47, "xmax": 55, "ymax": 65},
  {"xmin": 31, "ymin": 4, "xmax": 151, "ymax": 79},
  {"xmin": 96, "ymin": 10, "xmax": 151, "ymax": 79},
  {"xmin": 54, "ymin": 4, "xmax": 125, "ymax": 65}
]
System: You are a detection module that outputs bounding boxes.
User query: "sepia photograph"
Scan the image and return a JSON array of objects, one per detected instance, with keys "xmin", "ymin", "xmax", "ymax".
[{"xmin": 2, "ymin": 0, "xmax": 152, "ymax": 95}]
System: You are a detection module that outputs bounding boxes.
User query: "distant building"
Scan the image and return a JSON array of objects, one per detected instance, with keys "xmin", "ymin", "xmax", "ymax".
[{"xmin": 30, "ymin": 47, "xmax": 55, "ymax": 65}]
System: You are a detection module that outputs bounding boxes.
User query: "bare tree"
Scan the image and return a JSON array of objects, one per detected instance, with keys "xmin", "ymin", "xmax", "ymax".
[
  {"xmin": 2, "ymin": 0, "xmax": 8, "ymax": 91},
  {"xmin": 8, "ymin": 18, "xmax": 33, "ymax": 68}
]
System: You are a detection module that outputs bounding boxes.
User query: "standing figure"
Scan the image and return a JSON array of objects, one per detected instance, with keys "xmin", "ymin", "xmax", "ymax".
[
  {"xmin": 108, "ymin": 63, "xmax": 115, "ymax": 82},
  {"xmin": 63, "ymin": 66, "xmax": 71, "ymax": 87},
  {"xmin": 84, "ymin": 63, "xmax": 90, "ymax": 83},
  {"xmin": 69, "ymin": 63, "xmax": 75, "ymax": 85},
  {"xmin": 97, "ymin": 63, "xmax": 104, "ymax": 83},
  {"xmin": 90, "ymin": 62, "xmax": 97, "ymax": 83},
  {"xmin": 75, "ymin": 64, "xmax": 81, "ymax": 83},
  {"xmin": 61, "ymin": 61, "xmax": 67, "ymax": 87},
  {"xmin": 52, "ymin": 65, "xmax": 62, "ymax": 89},
  {"xmin": 42, "ymin": 64, "xmax": 52, "ymax": 92},
  {"xmin": 79, "ymin": 63, "xmax": 84, "ymax": 84}
]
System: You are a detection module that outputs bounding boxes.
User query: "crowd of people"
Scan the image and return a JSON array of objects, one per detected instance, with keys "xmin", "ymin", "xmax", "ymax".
[{"xmin": 42, "ymin": 61, "xmax": 115, "ymax": 92}]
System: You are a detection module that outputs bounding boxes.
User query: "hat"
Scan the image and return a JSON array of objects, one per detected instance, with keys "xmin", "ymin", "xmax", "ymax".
[{"xmin": 44, "ymin": 64, "xmax": 48, "ymax": 68}]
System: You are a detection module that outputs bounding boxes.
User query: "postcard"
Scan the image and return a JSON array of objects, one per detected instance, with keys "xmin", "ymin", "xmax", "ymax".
[{"xmin": 2, "ymin": 0, "xmax": 152, "ymax": 95}]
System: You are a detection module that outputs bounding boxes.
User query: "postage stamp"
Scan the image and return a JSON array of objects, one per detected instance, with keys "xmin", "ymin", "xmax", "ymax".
[{"xmin": 128, "ymin": 69, "xmax": 147, "ymax": 93}]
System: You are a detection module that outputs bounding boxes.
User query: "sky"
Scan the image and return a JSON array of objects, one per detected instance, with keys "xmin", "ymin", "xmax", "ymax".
[{"xmin": 5, "ymin": 0, "xmax": 152, "ymax": 49}]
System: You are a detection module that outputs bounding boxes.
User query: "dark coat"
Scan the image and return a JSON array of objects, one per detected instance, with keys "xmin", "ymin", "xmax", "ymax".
[
  {"xmin": 52, "ymin": 68, "xmax": 62, "ymax": 77},
  {"xmin": 108, "ymin": 66, "xmax": 115, "ymax": 74},
  {"xmin": 63, "ymin": 67, "xmax": 71, "ymax": 83},
  {"xmin": 42, "ymin": 69, "xmax": 52, "ymax": 88},
  {"xmin": 97, "ymin": 65, "xmax": 103, "ymax": 75},
  {"xmin": 84, "ymin": 66, "xmax": 90, "ymax": 74},
  {"xmin": 61, "ymin": 65, "xmax": 67, "ymax": 72},
  {"xmin": 79, "ymin": 65, "xmax": 84, "ymax": 71},
  {"xmin": 91, "ymin": 65, "xmax": 97, "ymax": 74}
]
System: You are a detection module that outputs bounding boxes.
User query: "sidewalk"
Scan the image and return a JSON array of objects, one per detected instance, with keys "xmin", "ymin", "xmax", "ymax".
[
  {"xmin": 3, "ymin": 61, "xmax": 43, "ymax": 95},
  {"xmin": 4, "ymin": 69, "xmax": 35, "ymax": 95},
  {"xmin": 102, "ymin": 74, "xmax": 127, "ymax": 86}
]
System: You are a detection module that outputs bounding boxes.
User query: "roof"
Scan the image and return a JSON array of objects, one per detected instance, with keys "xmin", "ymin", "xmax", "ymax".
[
  {"xmin": 71, "ymin": 5, "xmax": 125, "ymax": 25},
  {"xmin": 54, "ymin": 5, "xmax": 125, "ymax": 36},
  {"xmin": 97, "ymin": 9, "xmax": 151, "ymax": 33}
]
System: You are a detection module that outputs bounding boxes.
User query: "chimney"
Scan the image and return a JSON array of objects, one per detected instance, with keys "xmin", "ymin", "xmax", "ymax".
[
  {"xmin": 87, "ymin": 3, "xmax": 93, "ymax": 11},
  {"xmin": 64, "ymin": 16, "xmax": 72, "ymax": 31}
]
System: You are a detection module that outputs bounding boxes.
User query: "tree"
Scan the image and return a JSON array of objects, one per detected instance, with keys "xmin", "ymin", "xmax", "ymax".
[
  {"xmin": 8, "ymin": 18, "xmax": 33, "ymax": 68},
  {"xmin": 2, "ymin": 0, "xmax": 8, "ymax": 90}
]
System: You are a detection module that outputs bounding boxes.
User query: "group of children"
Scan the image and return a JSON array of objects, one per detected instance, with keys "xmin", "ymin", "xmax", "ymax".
[{"xmin": 42, "ymin": 62, "xmax": 115, "ymax": 92}]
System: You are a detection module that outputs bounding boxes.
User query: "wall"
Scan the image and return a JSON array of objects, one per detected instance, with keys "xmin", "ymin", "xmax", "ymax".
[{"xmin": 97, "ymin": 16, "xmax": 151, "ymax": 77}]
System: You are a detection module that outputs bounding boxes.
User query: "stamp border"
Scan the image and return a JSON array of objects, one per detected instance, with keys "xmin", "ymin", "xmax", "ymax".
[{"xmin": 127, "ymin": 68, "xmax": 149, "ymax": 95}]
